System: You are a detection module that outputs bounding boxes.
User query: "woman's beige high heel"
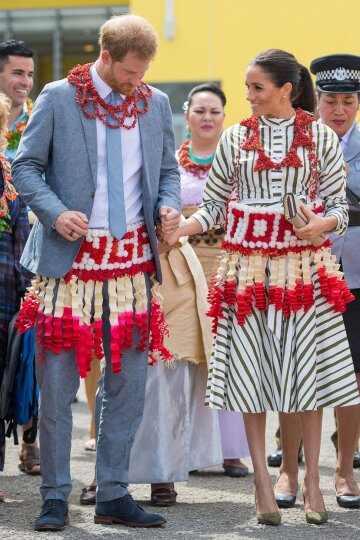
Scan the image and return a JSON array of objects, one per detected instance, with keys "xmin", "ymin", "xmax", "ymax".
[
  {"xmin": 302, "ymin": 485, "xmax": 328, "ymax": 525},
  {"xmin": 255, "ymin": 493, "xmax": 282, "ymax": 525}
]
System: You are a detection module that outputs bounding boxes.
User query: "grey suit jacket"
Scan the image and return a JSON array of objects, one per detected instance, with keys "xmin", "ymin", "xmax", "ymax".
[
  {"xmin": 12, "ymin": 78, "xmax": 181, "ymax": 281},
  {"xmin": 330, "ymin": 123, "xmax": 360, "ymax": 289}
]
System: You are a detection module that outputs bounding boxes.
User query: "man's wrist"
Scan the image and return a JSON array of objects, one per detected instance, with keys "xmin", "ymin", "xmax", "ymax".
[{"xmin": 52, "ymin": 211, "xmax": 64, "ymax": 230}]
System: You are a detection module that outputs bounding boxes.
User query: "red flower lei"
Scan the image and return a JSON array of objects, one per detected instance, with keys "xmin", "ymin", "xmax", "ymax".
[
  {"xmin": 0, "ymin": 152, "xmax": 17, "ymax": 218},
  {"xmin": 67, "ymin": 63, "xmax": 152, "ymax": 130},
  {"xmin": 240, "ymin": 108, "xmax": 320, "ymax": 200},
  {"xmin": 178, "ymin": 139, "xmax": 213, "ymax": 178}
]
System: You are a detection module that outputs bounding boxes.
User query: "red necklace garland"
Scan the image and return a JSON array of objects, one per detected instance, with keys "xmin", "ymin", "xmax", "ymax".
[
  {"xmin": 178, "ymin": 139, "xmax": 214, "ymax": 178},
  {"xmin": 67, "ymin": 63, "xmax": 152, "ymax": 130},
  {"xmin": 240, "ymin": 108, "xmax": 320, "ymax": 200},
  {"xmin": 0, "ymin": 152, "xmax": 17, "ymax": 218}
]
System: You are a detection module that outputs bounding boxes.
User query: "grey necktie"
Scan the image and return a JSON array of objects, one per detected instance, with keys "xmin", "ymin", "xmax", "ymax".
[{"xmin": 106, "ymin": 91, "xmax": 127, "ymax": 240}]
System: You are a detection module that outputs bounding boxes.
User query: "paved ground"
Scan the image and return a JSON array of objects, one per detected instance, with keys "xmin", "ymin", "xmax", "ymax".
[{"xmin": 0, "ymin": 382, "xmax": 359, "ymax": 540}]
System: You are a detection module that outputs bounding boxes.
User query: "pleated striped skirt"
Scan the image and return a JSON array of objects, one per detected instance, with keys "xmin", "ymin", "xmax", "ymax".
[{"xmin": 205, "ymin": 257, "xmax": 360, "ymax": 413}]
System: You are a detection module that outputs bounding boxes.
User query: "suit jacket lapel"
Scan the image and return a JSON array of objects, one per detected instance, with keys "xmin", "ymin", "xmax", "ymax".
[
  {"xmin": 78, "ymin": 108, "xmax": 98, "ymax": 188},
  {"xmin": 138, "ymin": 110, "xmax": 154, "ymax": 215}
]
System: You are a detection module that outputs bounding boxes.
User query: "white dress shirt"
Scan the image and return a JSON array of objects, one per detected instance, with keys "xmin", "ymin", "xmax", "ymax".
[{"xmin": 89, "ymin": 64, "xmax": 144, "ymax": 229}]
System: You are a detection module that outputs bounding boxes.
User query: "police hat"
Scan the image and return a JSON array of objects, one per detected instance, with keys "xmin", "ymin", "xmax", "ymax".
[{"xmin": 310, "ymin": 54, "xmax": 360, "ymax": 93}]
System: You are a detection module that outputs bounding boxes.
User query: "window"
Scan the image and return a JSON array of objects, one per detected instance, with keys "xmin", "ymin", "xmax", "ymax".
[{"xmin": 0, "ymin": 6, "xmax": 129, "ymax": 93}]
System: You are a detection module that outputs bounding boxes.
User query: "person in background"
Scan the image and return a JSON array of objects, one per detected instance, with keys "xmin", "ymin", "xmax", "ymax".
[
  {"xmin": 0, "ymin": 40, "xmax": 34, "ymax": 165},
  {"xmin": 0, "ymin": 38, "xmax": 39, "ymax": 475},
  {"xmin": 12, "ymin": 14, "xmax": 180, "ymax": 531},
  {"xmin": 162, "ymin": 49, "xmax": 360, "ymax": 525},
  {"xmin": 0, "ymin": 91, "xmax": 30, "ymax": 500},
  {"xmin": 274, "ymin": 54, "xmax": 360, "ymax": 512},
  {"xmin": 179, "ymin": 83, "xmax": 250, "ymax": 477}
]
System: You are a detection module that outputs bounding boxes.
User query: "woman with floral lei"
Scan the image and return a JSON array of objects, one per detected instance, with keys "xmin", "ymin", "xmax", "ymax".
[
  {"xmin": 0, "ymin": 91, "xmax": 30, "ymax": 501},
  {"xmin": 178, "ymin": 84, "xmax": 250, "ymax": 478},
  {"xmin": 163, "ymin": 49, "xmax": 360, "ymax": 525}
]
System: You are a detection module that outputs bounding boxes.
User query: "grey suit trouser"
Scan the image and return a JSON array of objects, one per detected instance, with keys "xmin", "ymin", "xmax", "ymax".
[{"xmin": 35, "ymin": 277, "xmax": 149, "ymax": 502}]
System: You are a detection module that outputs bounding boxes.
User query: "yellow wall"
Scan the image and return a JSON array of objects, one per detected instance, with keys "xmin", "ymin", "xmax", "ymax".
[
  {"xmin": 2, "ymin": 0, "xmax": 359, "ymax": 123},
  {"xmin": 0, "ymin": 0, "xmax": 126, "ymax": 8},
  {"xmin": 131, "ymin": 0, "xmax": 360, "ymax": 126}
]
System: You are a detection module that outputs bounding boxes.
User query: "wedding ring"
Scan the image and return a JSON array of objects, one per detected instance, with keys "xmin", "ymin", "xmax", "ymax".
[{"xmin": 70, "ymin": 230, "xmax": 75, "ymax": 238}]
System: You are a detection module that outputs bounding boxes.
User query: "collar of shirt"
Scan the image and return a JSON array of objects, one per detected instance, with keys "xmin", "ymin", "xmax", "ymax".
[
  {"xmin": 340, "ymin": 122, "xmax": 356, "ymax": 151},
  {"xmin": 88, "ymin": 63, "xmax": 144, "ymax": 230},
  {"xmin": 90, "ymin": 64, "xmax": 126, "ymax": 102},
  {"xmin": 9, "ymin": 102, "xmax": 28, "ymax": 131}
]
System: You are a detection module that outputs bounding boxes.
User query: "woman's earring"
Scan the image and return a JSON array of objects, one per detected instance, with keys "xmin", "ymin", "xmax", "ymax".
[{"xmin": 186, "ymin": 126, "xmax": 191, "ymax": 139}]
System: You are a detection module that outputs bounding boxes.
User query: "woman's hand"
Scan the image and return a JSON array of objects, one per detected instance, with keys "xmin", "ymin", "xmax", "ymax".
[
  {"xmin": 157, "ymin": 241, "xmax": 171, "ymax": 254},
  {"xmin": 156, "ymin": 220, "xmax": 181, "ymax": 248},
  {"xmin": 158, "ymin": 215, "xmax": 204, "ymax": 246},
  {"xmin": 162, "ymin": 226, "xmax": 182, "ymax": 246},
  {"xmin": 293, "ymin": 204, "xmax": 336, "ymax": 241}
]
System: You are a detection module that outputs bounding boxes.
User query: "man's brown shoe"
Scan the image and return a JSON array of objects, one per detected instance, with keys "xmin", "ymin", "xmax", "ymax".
[
  {"xmin": 151, "ymin": 487, "xmax": 177, "ymax": 507},
  {"xmin": 79, "ymin": 484, "xmax": 96, "ymax": 505}
]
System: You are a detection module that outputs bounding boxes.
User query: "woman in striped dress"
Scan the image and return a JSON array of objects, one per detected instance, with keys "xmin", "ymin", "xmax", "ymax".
[{"xmin": 163, "ymin": 49, "xmax": 360, "ymax": 525}]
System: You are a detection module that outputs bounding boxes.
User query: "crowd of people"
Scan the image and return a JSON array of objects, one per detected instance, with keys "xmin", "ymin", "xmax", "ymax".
[{"xmin": 0, "ymin": 12, "xmax": 359, "ymax": 532}]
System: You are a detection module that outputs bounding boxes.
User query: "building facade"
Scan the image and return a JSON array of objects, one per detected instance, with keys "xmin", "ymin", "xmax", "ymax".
[{"xmin": 1, "ymin": 0, "xmax": 359, "ymax": 143}]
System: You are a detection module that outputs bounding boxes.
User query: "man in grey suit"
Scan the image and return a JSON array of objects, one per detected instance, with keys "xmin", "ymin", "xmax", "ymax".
[{"xmin": 12, "ymin": 14, "xmax": 181, "ymax": 531}]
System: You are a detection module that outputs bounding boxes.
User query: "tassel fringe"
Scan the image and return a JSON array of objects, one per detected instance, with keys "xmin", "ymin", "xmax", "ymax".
[{"xmin": 207, "ymin": 249, "xmax": 354, "ymax": 333}]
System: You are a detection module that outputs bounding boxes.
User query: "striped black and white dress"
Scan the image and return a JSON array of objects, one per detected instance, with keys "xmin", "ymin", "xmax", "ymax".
[{"xmin": 193, "ymin": 114, "xmax": 360, "ymax": 413}]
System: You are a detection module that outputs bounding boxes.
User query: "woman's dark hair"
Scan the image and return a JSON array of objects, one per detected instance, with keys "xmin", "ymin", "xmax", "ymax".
[
  {"xmin": 249, "ymin": 49, "xmax": 315, "ymax": 113},
  {"xmin": 187, "ymin": 83, "xmax": 226, "ymax": 109}
]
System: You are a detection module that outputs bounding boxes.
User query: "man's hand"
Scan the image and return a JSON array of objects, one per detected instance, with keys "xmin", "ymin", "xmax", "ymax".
[
  {"xmin": 159, "ymin": 206, "xmax": 180, "ymax": 243},
  {"xmin": 54, "ymin": 210, "xmax": 89, "ymax": 241}
]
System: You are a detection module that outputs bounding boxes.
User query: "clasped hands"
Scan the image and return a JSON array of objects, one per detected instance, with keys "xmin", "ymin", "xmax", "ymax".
[
  {"xmin": 157, "ymin": 206, "xmax": 182, "ymax": 247},
  {"xmin": 55, "ymin": 207, "xmax": 181, "ymax": 244}
]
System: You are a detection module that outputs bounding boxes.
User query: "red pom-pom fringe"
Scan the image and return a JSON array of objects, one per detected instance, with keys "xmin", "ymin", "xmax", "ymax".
[
  {"xmin": 206, "ymin": 266, "xmax": 354, "ymax": 328},
  {"xmin": 318, "ymin": 266, "xmax": 354, "ymax": 314},
  {"xmin": 148, "ymin": 298, "xmax": 172, "ymax": 364},
  {"xmin": 14, "ymin": 297, "xmax": 159, "ymax": 377},
  {"xmin": 236, "ymin": 286, "xmax": 253, "ymax": 325},
  {"xmin": 206, "ymin": 282, "xmax": 225, "ymax": 333},
  {"xmin": 15, "ymin": 294, "xmax": 39, "ymax": 333}
]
